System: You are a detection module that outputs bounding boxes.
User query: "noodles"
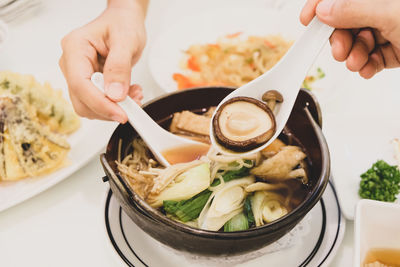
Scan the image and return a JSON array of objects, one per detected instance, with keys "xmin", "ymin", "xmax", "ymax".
[
  {"xmin": 173, "ymin": 34, "xmax": 293, "ymax": 90},
  {"xmin": 208, "ymin": 173, "xmax": 225, "ymax": 192},
  {"xmin": 116, "ymin": 138, "xmax": 160, "ymax": 198},
  {"xmin": 206, "ymin": 146, "xmax": 258, "ymax": 163}
]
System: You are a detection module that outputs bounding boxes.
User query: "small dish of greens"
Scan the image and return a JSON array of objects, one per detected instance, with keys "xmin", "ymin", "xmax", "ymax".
[{"xmin": 359, "ymin": 160, "xmax": 400, "ymax": 202}]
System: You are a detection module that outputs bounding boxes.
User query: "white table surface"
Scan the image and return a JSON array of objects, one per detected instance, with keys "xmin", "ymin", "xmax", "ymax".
[{"xmin": 0, "ymin": 0, "xmax": 369, "ymax": 266}]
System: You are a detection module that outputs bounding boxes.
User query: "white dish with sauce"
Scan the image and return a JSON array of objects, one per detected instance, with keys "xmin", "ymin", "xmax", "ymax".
[{"xmin": 354, "ymin": 199, "xmax": 400, "ymax": 267}]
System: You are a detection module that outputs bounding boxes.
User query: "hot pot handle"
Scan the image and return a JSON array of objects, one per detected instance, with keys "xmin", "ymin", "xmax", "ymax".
[
  {"xmin": 305, "ymin": 106, "xmax": 331, "ymax": 189},
  {"xmin": 100, "ymin": 153, "xmax": 133, "ymax": 199}
]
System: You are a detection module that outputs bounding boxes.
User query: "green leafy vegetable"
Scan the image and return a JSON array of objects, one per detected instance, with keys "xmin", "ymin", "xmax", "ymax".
[
  {"xmin": 244, "ymin": 196, "xmax": 255, "ymax": 226},
  {"xmin": 11, "ymin": 85, "xmax": 22, "ymax": 94},
  {"xmin": 245, "ymin": 58, "xmax": 254, "ymax": 64},
  {"xmin": 163, "ymin": 160, "xmax": 254, "ymax": 224},
  {"xmin": 221, "ymin": 165, "xmax": 250, "ymax": 182},
  {"xmin": 317, "ymin": 67, "xmax": 325, "ymax": 79},
  {"xmin": 359, "ymin": 160, "xmax": 400, "ymax": 202},
  {"xmin": 50, "ymin": 105, "xmax": 56, "ymax": 117},
  {"xmin": 211, "ymin": 160, "xmax": 252, "ymax": 187},
  {"xmin": 302, "ymin": 67, "xmax": 325, "ymax": 90},
  {"xmin": 151, "ymin": 163, "xmax": 210, "ymax": 207},
  {"xmin": 163, "ymin": 189, "xmax": 212, "ymax": 222},
  {"xmin": 0, "ymin": 79, "xmax": 10, "ymax": 89},
  {"xmin": 224, "ymin": 212, "xmax": 249, "ymax": 232}
]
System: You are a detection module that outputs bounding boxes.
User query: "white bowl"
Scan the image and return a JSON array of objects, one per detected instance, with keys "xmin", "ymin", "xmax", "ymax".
[
  {"xmin": 354, "ymin": 199, "xmax": 400, "ymax": 266},
  {"xmin": 0, "ymin": 20, "xmax": 8, "ymax": 48}
]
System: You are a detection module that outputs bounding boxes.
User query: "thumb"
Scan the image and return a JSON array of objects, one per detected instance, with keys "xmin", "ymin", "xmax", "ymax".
[
  {"xmin": 316, "ymin": 0, "xmax": 389, "ymax": 29},
  {"xmin": 103, "ymin": 44, "xmax": 133, "ymax": 102}
]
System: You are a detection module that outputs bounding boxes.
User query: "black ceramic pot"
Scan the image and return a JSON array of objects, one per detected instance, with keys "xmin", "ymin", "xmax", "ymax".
[{"xmin": 100, "ymin": 87, "xmax": 330, "ymax": 256}]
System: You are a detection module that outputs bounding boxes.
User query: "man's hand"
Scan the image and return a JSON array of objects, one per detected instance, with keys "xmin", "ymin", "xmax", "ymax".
[{"xmin": 300, "ymin": 0, "xmax": 400, "ymax": 79}]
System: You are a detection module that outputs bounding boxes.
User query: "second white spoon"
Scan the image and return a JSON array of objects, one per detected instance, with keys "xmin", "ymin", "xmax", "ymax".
[{"xmin": 210, "ymin": 17, "xmax": 334, "ymax": 155}]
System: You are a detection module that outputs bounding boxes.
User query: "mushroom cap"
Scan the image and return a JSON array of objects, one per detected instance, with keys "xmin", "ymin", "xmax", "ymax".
[
  {"xmin": 262, "ymin": 90, "xmax": 283, "ymax": 103},
  {"xmin": 213, "ymin": 96, "xmax": 276, "ymax": 151}
]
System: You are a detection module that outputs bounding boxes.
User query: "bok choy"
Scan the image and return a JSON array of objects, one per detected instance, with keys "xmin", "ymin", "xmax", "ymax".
[
  {"xmin": 224, "ymin": 212, "xmax": 249, "ymax": 232},
  {"xmin": 163, "ymin": 189, "xmax": 212, "ymax": 222},
  {"xmin": 244, "ymin": 196, "xmax": 255, "ymax": 226},
  {"xmin": 149, "ymin": 163, "xmax": 210, "ymax": 207}
]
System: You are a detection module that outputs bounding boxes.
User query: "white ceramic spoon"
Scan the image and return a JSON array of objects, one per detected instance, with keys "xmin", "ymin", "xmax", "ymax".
[
  {"xmin": 91, "ymin": 72, "xmax": 205, "ymax": 167},
  {"xmin": 210, "ymin": 17, "xmax": 334, "ymax": 155}
]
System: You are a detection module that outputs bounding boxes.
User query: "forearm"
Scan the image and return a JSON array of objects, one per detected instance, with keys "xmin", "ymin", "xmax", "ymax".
[{"xmin": 107, "ymin": 0, "xmax": 149, "ymax": 15}]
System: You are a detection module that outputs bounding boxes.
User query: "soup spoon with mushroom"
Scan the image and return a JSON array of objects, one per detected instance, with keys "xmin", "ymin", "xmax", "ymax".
[
  {"xmin": 91, "ymin": 72, "xmax": 208, "ymax": 167},
  {"xmin": 210, "ymin": 17, "xmax": 333, "ymax": 155}
]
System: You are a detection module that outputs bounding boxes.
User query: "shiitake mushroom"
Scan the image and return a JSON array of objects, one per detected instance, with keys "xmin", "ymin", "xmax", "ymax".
[
  {"xmin": 262, "ymin": 90, "xmax": 283, "ymax": 112},
  {"xmin": 212, "ymin": 97, "xmax": 276, "ymax": 151}
]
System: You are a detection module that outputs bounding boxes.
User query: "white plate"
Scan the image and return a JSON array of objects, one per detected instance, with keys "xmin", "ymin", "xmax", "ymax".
[
  {"xmin": 0, "ymin": 119, "xmax": 117, "ymax": 212},
  {"xmin": 103, "ymin": 181, "xmax": 345, "ymax": 267},
  {"xmin": 148, "ymin": 5, "xmax": 348, "ymax": 107},
  {"xmin": 322, "ymin": 69, "xmax": 400, "ymax": 220}
]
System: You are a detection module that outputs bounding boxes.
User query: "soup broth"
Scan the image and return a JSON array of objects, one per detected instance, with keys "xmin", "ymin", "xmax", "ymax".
[
  {"xmin": 364, "ymin": 248, "xmax": 400, "ymax": 267},
  {"xmin": 282, "ymin": 179, "xmax": 309, "ymax": 210},
  {"xmin": 162, "ymin": 144, "xmax": 210, "ymax": 165}
]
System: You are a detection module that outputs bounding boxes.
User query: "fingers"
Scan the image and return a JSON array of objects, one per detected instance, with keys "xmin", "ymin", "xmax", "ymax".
[
  {"xmin": 359, "ymin": 57, "xmax": 378, "ymax": 79},
  {"xmin": 329, "ymin": 28, "xmax": 380, "ymax": 77},
  {"xmin": 103, "ymin": 29, "xmax": 138, "ymax": 102},
  {"xmin": 128, "ymin": 84, "xmax": 143, "ymax": 105},
  {"xmin": 378, "ymin": 43, "xmax": 400, "ymax": 68},
  {"xmin": 59, "ymin": 5, "xmax": 148, "ymax": 123},
  {"xmin": 300, "ymin": 0, "xmax": 320, "ymax": 26},
  {"xmin": 300, "ymin": 0, "xmax": 400, "ymax": 78},
  {"xmin": 359, "ymin": 49, "xmax": 386, "ymax": 79},
  {"xmin": 330, "ymin": 29, "xmax": 353, "ymax": 61},
  {"xmin": 315, "ymin": 0, "xmax": 389, "ymax": 29},
  {"xmin": 76, "ymin": 79, "xmax": 128, "ymax": 123},
  {"xmin": 60, "ymin": 39, "xmax": 128, "ymax": 123},
  {"xmin": 346, "ymin": 30, "xmax": 375, "ymax": 72},
  {"xmin": 103, "ymin": 47, "xmax": 132, "ymax": 102},
  {"xmin": 371, "ymin": 51, "xmax": 385, "ymax": 74},
  {"xmin": 69, "ymin": 93, "xmax": 112, "ymax": 121}
]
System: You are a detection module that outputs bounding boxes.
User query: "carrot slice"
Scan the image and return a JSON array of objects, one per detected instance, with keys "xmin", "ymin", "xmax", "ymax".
[
  {"xmin": 226, "ymin": 32, "xmax": 242, "ymax": 38},
  {"xmin": 187, "ymin": 55, "xmax": 200, "ymax": 72},
  {"xmin": 172, "ymin": 74, "xmax": 228, "ymax": 90},
  {"xmin": 207, "ymin": 43, "xmax": 220, "ymax": 48},
  {"xmin": 263, "ymin": 39, "xmax": 276, "ymax": 48},
  {"xmin": 173, "ymin": 73, "xmax": 203, "ymax": 90}
]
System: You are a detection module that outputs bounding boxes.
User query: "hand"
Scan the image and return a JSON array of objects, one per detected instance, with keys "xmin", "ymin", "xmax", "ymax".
[
  {"xmin": 300, "ymin": 0, "xmax": 400, "ymax": 79},
  {"xmin": 59, "ymin": 0, "xmax": 147, "ymax": 123}
]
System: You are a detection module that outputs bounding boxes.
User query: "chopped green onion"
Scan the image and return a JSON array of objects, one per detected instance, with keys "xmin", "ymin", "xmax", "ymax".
[{"xmin": 359, "ymin": 160, "xmax": 400, "ymax": 202}]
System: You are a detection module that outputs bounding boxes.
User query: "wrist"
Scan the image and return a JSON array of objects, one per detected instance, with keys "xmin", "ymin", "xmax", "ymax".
[{"xmin": 107, "ymin": 0, "xmax": 148, "ymax": 15}]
